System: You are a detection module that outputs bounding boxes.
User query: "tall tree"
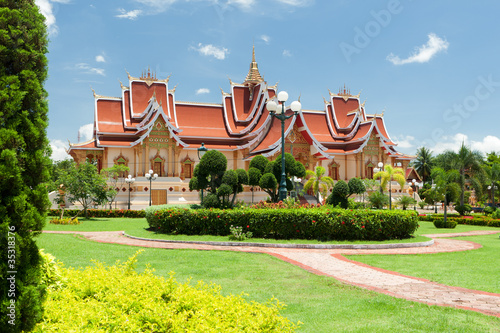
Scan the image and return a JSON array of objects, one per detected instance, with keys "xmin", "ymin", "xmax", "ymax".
[
  {"xmin": 450, "ymin": 143, "xmax": 484, "ymax": 206},
  {"xmin": 373, "ymin": 165, "xmax": 406, "ymax": 210},
  {"xmin": 0, "ymin": 1, "xmax": 50, "ymax": 331},
  {"xmin": 413, "ymin": 147, "xmax": 434, "ymax": 184},
  {"xmin": 100, "ymin": 164, "xmax": 130, "ymax": 209},
  {"xmin": 58, "ymin": 161, "xmax": 110, "ymax": 218},
  {"xmin": 303, "ymin": 166, "xmax": 334, "ymax": 204},
  {"xmin": 432, "ymin": 167, "xmax": 460, "ymax": 223}
]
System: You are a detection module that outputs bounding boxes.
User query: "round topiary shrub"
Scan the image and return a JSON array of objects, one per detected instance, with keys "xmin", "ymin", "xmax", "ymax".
[{"xmin": 433, "ymin": 218, "xmax": 457, "ymax": 229}]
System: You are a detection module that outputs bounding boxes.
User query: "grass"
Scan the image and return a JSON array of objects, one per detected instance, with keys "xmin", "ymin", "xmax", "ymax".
[
  {"xmin": 347, "ymin": 223, "xmax": 500, "ymax": 294},
  {"xmin": 36, "ymin": 232, "xmax": 500, "ymax": 332}
]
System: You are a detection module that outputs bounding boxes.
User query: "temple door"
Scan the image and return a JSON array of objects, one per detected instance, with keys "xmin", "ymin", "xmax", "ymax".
[
  {"xmin": 154, "ymin": 161, "xmax": 162, "ymax": 177},
  {"xmin": 151, "ymin": 189, "xmax": 167, "ymax": 205}
]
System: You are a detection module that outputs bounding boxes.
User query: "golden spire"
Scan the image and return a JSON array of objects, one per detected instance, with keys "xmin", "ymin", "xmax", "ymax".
[{"xmin": 244, "ymin": 44, "xmax": 264, "ymax": 85}]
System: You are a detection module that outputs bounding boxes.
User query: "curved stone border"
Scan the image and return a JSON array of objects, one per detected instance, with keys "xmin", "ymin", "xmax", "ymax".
[{"xmin": 123, "ymin": 232, "xmax": 434, "ymax": 249}]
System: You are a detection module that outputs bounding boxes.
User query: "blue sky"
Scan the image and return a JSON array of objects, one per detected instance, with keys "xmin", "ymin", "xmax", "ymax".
[{"xmin": 36, "ymin": 0, "xmax": 500, "ymax": 160}]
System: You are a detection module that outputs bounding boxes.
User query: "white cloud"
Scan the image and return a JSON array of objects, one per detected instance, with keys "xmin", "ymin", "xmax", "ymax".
[
  {"xmin": 76, "ymin": 63, "xmax": 105, "ymax": 76},
  {"xmin": 35, "ymin": 0, "xmax": 58, "ymax": 36},
  {"xmin": 95, "ymin": 54, "xmax": 106, "ymax": 63},
  {"xmin": 387, "ymin": 33, "xmax": 449, "ymax": 65},
  {"xmin": 260, "ymin": 35, "xmax": 270, "ymax": 44},
  {"xmin": 393, "ymin": 135, "xmax": 415, "ymax": 149},
  {"xmin": 275, "ymin": 0, "xmax": 313, "ymax": 6},
  {"xmin": 227, "ymin": 0, "xmax": 255, "ymax": 9},
  {"xmin": 116, "ymin": 8, "xmax": 143, "ymax": 20},
  {"xmin": 50, "ymin": 139, "xmax": 70, "ymax": 161},
  {"xmin": 191, "ymin": 43, "xmax": 229, "ymax": 60},
  {"xmin": 282, "ymin": 49, "xmax": 292, "ymax": 57},
  {"xmin": 429, "ymin": 133, "xmax": 500, "ymax": 156},
  {"xmin": 79, "ymin": 123, "xmax": 94, "ymax": 141},
  {"xmin": 196, "ymin": 88, "xmax": 210, "ymax": 95}
]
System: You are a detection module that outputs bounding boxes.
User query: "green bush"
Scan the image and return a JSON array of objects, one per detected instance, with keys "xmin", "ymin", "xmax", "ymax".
[
  {"xmin": 367, "ymin": 191, "xmax": 389, "ymax": 209},
  {"xmin": 147, "ymin": 207, "xmax": 419, "ymax": 241},
  {"xmin": 418, "ymin": 213, "xmax": 500, "ymax": 227},
  {"xmin": 492, "ymin": 209, "xmax": 500, "ymax": 220},
  {"xmin": 454, "ymin": 204, "xmax": 472, "ymax": 216},
  {"xmin": 484, "ymin": 206, "xmax": 495, "ymax": 215},
  {"xmin": 433, "ymin": 218, "xmax": 457, "ymax": 229},
  {"xmin": 48, "ymin": 209, "xmax": 145, "ymax": 218},
  {"xmin": 35, "ymin": 252, "xmax": 298, "ymax": 332}
]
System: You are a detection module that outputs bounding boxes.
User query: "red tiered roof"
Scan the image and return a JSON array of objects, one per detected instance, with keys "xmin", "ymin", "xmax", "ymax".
[{"xmin": 69, "ymin": 50, "xmax": 411, "ymax": 163}]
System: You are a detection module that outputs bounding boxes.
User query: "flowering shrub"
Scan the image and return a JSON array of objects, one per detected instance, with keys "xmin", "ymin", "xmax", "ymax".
[
  {"xmin": 49, "ymin": 217, "xmax": 80, "ymax": 225},
  {"xmin": 48, "ymin": 209, "xmax": 145, "ymax": 218},
  {"xmin": 35, "ymin": 251, "xmax": 298, "ymax": 332},
  {"xmin": 228, "ymin": 225, "xmax": 253, "ymax": 241},
  {"xmin": 147, "ymin": 207, "xmax": 419, "ymax": 241},
  {"xmin": 418, "ymin": 214, "xmax": 500, "ymax": 227}
]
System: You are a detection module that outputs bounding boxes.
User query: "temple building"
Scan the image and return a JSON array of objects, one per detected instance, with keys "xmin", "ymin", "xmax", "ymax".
[{"xmin": 67, "ymin": 47, "xmax": 413, "ymax": 207}]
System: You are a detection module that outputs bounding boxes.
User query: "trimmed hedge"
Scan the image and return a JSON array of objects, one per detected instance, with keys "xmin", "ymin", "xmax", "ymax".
[
  {"xmin": 433, "ymin": 218, "xmax": 457, "ymax": 229},
  {"xmin": 48, "ymin": 209, "xmax": 145, "ymax": 218},
  {"xmin": 146, "ymin": 207, "xmax": 419, "ymax": 241},
  {"xmin": 418, "ymin": 214, "xmax": 500, "ymax": 227}
]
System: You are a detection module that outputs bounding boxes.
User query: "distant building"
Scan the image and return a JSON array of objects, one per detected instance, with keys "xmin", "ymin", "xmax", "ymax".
[{"xmin": 67, "ymin": 47, "xmax": 413, "ymax": 207}]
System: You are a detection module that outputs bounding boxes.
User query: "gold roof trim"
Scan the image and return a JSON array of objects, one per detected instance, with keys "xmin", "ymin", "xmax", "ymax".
[{"xmin": 243, "ymin": 45, "xmax": 264, "ymax": 85}]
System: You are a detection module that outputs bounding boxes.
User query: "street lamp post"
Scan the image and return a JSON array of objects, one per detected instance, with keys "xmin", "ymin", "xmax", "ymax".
[
  {"xmin": 145, "ymin": 169, "xmax": 157, "ymax": 206},
  {"xmin": 377, "ymin": 162, "xmax": 384, "ymax": 193},
  {"xmin": 125, "ymin": 175, "xmax": 135, "ymax": 210},
  {"xmin": 412, "ymin": 179, "xmax": 418, "ymax": 210},
  {"xmin": 197, "ymin": 143, "xmax": 208, "ymax": 203},
  {"xmin": 266, "ymin": 91, "xmax": 301, "ymax": 202},
  {"xmin": 432, "ymin": 183, "xmax": 437, "ymax": 213}
]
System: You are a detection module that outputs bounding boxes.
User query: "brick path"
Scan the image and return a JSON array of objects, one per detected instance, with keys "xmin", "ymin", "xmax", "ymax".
[{"xmin": 44, "ymin": 229, "xmax": 500, "ymax": 317}]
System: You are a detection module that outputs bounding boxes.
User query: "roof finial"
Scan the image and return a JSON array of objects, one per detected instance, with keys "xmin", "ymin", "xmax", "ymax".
[{"xmin": 244, "ymin": 44, "xmax": 264, "ymax": 85}]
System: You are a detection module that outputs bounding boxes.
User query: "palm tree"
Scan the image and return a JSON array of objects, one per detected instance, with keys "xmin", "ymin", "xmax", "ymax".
[
  {"xmin": 303, "ymin": 166, "xmax": 334, "ymax": 204},
  {"xmin": 432, "ymin": 167, "xmax": 460, "ymax": 223},
  {"xmin": 373, "ymin": 165, "xmax": 406, "ymax": 210},
  {"xmin": 413, "ymin": 147, "xmax": 434, "ymax": 184},
  {"xmin": 452, "ymin": 143, "xmax": 484, "ymax": 206}
]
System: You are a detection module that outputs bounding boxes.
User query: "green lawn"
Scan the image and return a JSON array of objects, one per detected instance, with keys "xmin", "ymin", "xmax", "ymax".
[
  {"xmin": 347, "ymin": 234, "xmax": 500, "ymax": 294},
  {"xmin": 36, "ymin": 232, "xmax": 500, "ymax": 332}
]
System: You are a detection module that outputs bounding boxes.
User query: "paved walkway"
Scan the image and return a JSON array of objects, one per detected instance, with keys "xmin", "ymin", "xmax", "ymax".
[{"xmin": 44, "ymin": 229, "xmax": 500, "ymax": 317}]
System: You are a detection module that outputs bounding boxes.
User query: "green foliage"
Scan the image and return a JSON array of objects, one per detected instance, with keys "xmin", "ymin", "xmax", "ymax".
[
  {"xmin": 413, "ymin": 146, "xmax": 435, "ymax": 184},
  {"xmin": 57, "ymin": 161, "xmax": 111, "ymax": 218},
  {"xmin": 228, "ymin": 225, "xmax": 253, "ymax": 241},
  {"xmin": 147, "ymin": 207, "xmax": 419, "ymax": 241},
  {"xmin": 49, "ymin": 208, "xmax": 146, "ymax": 218},
  {"xmin": 0, "ymin": 1, "xmax": 50, "ymax": 330},
  {"xmin": 100, "ymin": 164, "xmax": 130, "ymax": 209},
  {"xmin": 39, "ymin": 249, "xmax": 65, "ymax": 292},
  {"xmin": 259, "ymin": 173, "xmax": 278, "ymax": 202},
  {"xmin": 248, "ymin": 167, "xmax": 262, "ymax": 203},
  {"xmin": 492, "ymin": 209, "xmax": 500, "ymax": 220},
  {"xmin": 326, "ymin": 178, "xmax": 367, "ymax": 208},
  {"xmin": 367, "ymin": 191, "xmax": 389, "ymax": 209},
  {"xmin": 249, "ymin": 155, "xmax": 268, "ymax": 173},
  {"xmin": 396, "ymin": 196, "xmax": 417, "ymax": 210},
  {"xmin": 202, "ymin": 193, "xmax": 220, "ymax": 209},
  {"xmin": 303, "ymin": 166, "xmax": 334, "ymax": 204},
  {"xmin": 348, "ymin": 177, "xmax": 366, "ymax": 195},
  {"xmin": 454, "ymin": 204, "xmax": 472, "ymax": 216},
  {"xmin": 373, "ymin": 165, "xmax": 406, "ymax": 193},
  {"xmin": 433, "ymin": 218, "xmax": 458, "ymax": 229},
  {"xmin": 49, "ymin": 217, "xmax": 80, "ymax": 225},
  {"xmin": 35, "ymin": 252, "xmax": 298, "ymax": 332}
]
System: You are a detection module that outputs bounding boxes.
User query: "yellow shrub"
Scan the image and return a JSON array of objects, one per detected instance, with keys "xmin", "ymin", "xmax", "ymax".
[
  {"xmin": 34, "ymin": 251, "xmax": 299, "ymax": 332},
  {"xmin": 49, "ymin": 217, "xmax": 80, "ymax": 225}
]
